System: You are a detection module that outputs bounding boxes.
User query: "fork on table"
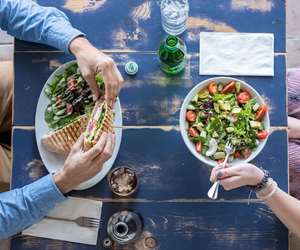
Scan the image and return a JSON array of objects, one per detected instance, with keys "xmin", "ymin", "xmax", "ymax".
[{"xmin": 45, "ymin": 216, "xmax": 100, "ymax": 228}]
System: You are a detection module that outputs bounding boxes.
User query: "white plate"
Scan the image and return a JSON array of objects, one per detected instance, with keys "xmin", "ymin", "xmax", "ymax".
[
  {"xmin": 35, "ymin": 60, "xmax": 122, "ymax": 190},
  {"xmin": 179, "ymin": 77, "xmax": 270, "ymax": 167}
]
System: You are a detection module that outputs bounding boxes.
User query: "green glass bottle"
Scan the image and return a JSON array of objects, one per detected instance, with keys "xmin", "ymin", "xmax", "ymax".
[{"xmin": 158, "ymin": 35, "xmax": 187, "ymax": 75}]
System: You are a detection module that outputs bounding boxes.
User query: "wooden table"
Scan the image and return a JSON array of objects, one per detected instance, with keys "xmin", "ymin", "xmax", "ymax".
[{"xmin": 11, "ymin": 0, "xmax": 288, "ymax": 249}]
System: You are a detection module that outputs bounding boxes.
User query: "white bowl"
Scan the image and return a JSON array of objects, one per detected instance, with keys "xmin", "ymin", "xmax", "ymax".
[{"xmin": 179, "ymin": 77, "xmax": 270, "ymax": 167}]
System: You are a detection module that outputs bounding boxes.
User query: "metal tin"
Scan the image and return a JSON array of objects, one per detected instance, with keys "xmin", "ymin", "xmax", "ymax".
[
  {"xmin": 125, "ymin": 61, "xmax": 138, "ymax": 75},
  {"xmin": 107, "ymin": 210, "xmax": 143, "ymax": 245}
]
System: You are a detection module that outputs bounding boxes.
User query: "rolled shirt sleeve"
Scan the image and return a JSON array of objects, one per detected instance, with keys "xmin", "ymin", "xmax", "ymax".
[
  {"xmin": 0, "ymin": 175, "xmax": 66, "ymax": 239},
  {"xmin": 0, "ymin": 0, "xmax": 84, "ymax": 53}
]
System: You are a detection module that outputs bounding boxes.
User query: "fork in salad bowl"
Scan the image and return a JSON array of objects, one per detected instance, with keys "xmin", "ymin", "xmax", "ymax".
[{"xmin": 207, "ymin": 141, "xmax": 235, "ymax": 200}]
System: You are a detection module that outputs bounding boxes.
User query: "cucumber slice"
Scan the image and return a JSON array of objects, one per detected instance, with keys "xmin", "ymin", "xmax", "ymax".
[
  {"xmin": 214, "ymin": 152, "xmax": 226, "ymax": 160},
  {"xmin": 206, "ymin": 138, "xmax": 218, "ymax": 157},
  {"xmin": 226, "ymin": 127, "xmax": 234, "ymax": 133},
  {"xmin": 249, "ymin": 121, "xmax": 262, "ymax": 129}
]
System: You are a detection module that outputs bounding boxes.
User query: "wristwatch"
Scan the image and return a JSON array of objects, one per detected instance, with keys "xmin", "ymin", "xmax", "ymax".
[{"xmin": 247, "ymin": 169, "xmax": 271, "ymax": 192}]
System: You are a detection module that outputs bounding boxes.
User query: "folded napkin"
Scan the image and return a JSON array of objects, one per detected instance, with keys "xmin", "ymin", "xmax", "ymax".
[
  {"xmin": 22, "ymin": 197, "xmax": 102, "ymax": 245},
  {"xmin": 199, "ymin": 32, "xmax": 274, "ymax": 76}
]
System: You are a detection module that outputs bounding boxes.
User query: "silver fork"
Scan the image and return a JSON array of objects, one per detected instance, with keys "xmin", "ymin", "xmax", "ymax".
[
  {"xmin": 207, "ymin": 141, "xmax": 235, "ymax": 200},
  {"xmin": 45, "ymin": 216, "xmax": 100, "ymax": 228}
]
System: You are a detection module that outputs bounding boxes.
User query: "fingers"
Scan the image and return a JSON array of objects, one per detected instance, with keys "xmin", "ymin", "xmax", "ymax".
[
  {"xmin": 219, "ymin": 176, "xmax": 244, "ymax": 191},
  {"xmin": 84, "ymin": 132, "xmax": 108, "ymax": 159},
  {"xmin": 92, "ymin": 133, "xmax": 116, "ymax": 167},
  {"xmin": 103, "ymin": 65, "xmax": 123, "ymax": 107},
  {"xmin": 215, "ymin": 166, "xmax": 243, "ymax": 180},
  {"xmin": 210, "ymin": 166, "xmax": 223, "ymax": 182},
  {"xmin": 71, "ymin": 134, "xmax": 84, "ymax": 152},
  {"xmin": 83, "ymin": 71, "xmax": 100, "ymax": 99}
]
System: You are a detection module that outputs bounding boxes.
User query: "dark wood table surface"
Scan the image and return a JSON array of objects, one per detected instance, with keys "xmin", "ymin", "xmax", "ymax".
[{"xmin": 11, "ymin": 0, "xmax": 288, "ymax": 249}]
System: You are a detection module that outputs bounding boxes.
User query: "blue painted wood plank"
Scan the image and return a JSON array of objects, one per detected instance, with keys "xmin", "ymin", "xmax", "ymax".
[
  {"xmin": 11, "ymin": 202, "xmax": 288, "ymax": 250},
  {"xmin": 13, "ymin": 52, "xmax": 287, "ymax": 126},
  {"xmin": 12, "ymin": 128, "xmax": 288, "ymax": 200},
  {"xmin": 14, "ymin": 0, "xmax": 286, "ymax": 53}
]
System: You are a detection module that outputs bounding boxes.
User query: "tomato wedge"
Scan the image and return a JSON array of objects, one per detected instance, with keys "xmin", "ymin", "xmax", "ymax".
[
  {"xmin": 255, "ymin": 104, "xmax": 268, "ymax": 121},
  {"xmin": 208, "ymin": 82, "xmax": 218, "ymax": 94},
  {"xmin": 186, "ymin": 111, "xmax": 197, "ymax": 122},
  {"xmin": 237, "ymin": 91, "xmax": 251, "ymax": 104},
  {"xmin": 221, "ymin": 81, "xmax": 236, "ymax": 94},
  {"xmin": 195, "ymin": 142, "xmax": 202, "ymax": 152},
  {"xmin": 234, "ymin": 151, "xmax": 242, "ymax": 159},
  {"xmin": 241, "ymin": 148, "xmax": 252, "ymax": 159},
  {"xmin": 257, "ymin": 130, "xmax": 268, "ymax": 140},
  {"xmin": 188, "ymin": 127, "xmax": 199, "ymax": 137}
]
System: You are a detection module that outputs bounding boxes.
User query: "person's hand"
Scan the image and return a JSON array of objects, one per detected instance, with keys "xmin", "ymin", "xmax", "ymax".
[
  {"xmin": 209, "ymin": 163, "xmax": 264, "ymax": 191},
  {"xmin": 288, "ymin": 116, "xmax": 300, "ymax": 139},
  {"xmin": 69, "ymin": 37, "xmax": 124, "ymax": 107},
  {"xmin": 54, "ymin": 132, "xmax": 116, "ymax": 193}
]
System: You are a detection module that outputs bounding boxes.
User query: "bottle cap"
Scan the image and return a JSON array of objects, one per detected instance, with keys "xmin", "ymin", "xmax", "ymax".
[{"xmin": 125, "ymin": 61, "xmax": 138, "ymax": 75}]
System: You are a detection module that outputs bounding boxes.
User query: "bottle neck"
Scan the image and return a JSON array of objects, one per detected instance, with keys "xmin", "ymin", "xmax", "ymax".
[{"xmin": 164, "ymin": 35, "xmax": 179, "ymax": 52}]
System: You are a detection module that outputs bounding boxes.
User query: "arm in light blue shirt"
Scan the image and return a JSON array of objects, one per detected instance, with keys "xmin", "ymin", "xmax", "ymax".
[
  {"xmin": 0, "ymin": 175, "xmax": 66, "ymax": 239},
  {"xmin": 0, "ymin": 0, "xmax": 82, "ymax": 239},
  {"xmin": 0, "ymin": 0, "xmax": 84, "ymax": 52}
]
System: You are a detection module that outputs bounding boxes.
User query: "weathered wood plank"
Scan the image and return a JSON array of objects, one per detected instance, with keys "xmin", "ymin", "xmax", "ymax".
[
  {"xmin": 14, "ymin": 0, "xmax": 286, "ymax": 53},
  {"xmin": 13, "ymin": 52, "xmax": 287, "ymax": 127},
  {"xmin": 11, "ymin": 202, "xmax": 288, "ymax": 250},
  {"xmin": 11, "ymin": 127, "xmax": 288, "ymax": 200}
]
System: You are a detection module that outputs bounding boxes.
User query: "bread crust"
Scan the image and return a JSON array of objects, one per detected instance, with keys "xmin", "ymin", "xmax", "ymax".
[{"xmin": 41, "ymin": 115, "xmax": 88, "ymax": 155}]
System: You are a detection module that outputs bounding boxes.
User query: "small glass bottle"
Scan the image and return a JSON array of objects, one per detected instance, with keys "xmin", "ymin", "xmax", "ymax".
[
  {"xmin": 158, "ymin": 35, "xmax": 187, "ymax": 75},
  {"xmin": 160, "ymin": 0, "xmax": 189, "ymax": 35}
]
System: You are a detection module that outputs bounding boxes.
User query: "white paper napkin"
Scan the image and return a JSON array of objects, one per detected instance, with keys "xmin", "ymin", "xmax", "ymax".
[
  {"xmin": 22, "ymin": 197, "xmax": 102, "ymax": 245},
  {"xmin": 199, "ymin": 32, "xmax": 274, "ymax": 76}
]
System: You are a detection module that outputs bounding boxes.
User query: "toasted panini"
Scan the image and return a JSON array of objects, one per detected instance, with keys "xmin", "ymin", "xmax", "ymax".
[
  {"xmin": 83, "ymin": 101, "xmax": 114, "ymax": 151},
  {"xmin": 41, "ymin": 115, "xmax": 88, "ymax": 155}
]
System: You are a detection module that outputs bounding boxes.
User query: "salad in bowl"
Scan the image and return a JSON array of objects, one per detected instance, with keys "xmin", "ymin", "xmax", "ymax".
[{"xmin": 180, "ymin": 77, "xmax": 270, "ymax": 167}]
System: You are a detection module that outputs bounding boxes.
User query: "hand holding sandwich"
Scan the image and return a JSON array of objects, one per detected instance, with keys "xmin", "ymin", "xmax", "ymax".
[
  {"xmin": 69, "ymin": 37, "xmax": 124, "ymax": 107},
  {"xmin": 54, "ymin": 132, "xmax": 115, "ymax": 193}
]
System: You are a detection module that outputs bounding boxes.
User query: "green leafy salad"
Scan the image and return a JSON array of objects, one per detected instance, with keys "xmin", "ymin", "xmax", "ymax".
[
  {"xmin": 186, "ymin": 80, "xmax": 268, "ymax": 163},
  {"xmin": 44, "ymin": 63, "xmax": 104, "ymax": 130}
]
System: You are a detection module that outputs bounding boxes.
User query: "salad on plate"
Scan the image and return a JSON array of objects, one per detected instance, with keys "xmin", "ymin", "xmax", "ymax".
[
  {"xmin": 185, "ymin": 80, "xmax": 268, "ymax": 164},
  {"xmin": 44, "ymin": 63, "xmax": 104, "ymax": 130}
]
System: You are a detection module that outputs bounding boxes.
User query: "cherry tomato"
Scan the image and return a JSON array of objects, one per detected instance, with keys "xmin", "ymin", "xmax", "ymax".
[
  {"xmin": 195, "ymin": 142, "xmax": 202, "ymax": 152},
  {"xmin": 234, "ymin": 151, "xmax": 242, "ymax": 159},
  {"xmin": 208, "ymin": 82, "xmax": 218, "ymax": 95},
  {"xmin": 257, "ymin": 130, "xmax": 268, "ymax": 140},
  {"xmin": 217, "ymin": 159, "xmax": 225, "ymax": 165},
  {"xmin": 255, "ymin": 104, "xmax": 268, "ymax": 121},
  {"xmin": 221, "ymin": 81, "xmax": 236, "ymax": 94},
  {"xmin": 188, "ymin": 127, "xmax": 199, "ymax": 137},
  {"xmin": 241, "ymin": 148, "xmax": 252, "ymax": 159},
  {"xmin": 67, "ymin": 78, "xmax": 77, "ymax": 91},
  {"xmin": 237, "ymin": 91, "xmax": 251, "ymax": 104},
  {"xmin": 186, "ymin": 111, "xmax": 197, "ymax": 122}
]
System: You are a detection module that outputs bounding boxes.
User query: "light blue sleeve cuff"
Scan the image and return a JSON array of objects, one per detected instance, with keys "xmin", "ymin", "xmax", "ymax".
[
  {"xmin": 47, "ymin": 23, "xmax": 85, "ymax": 54},
  {"xmin": 28, "ymin": 174, "xmax": 66, "ymax": 207}
]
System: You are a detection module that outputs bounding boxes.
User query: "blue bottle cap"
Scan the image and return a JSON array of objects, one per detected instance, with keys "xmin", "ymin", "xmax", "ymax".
[{"xmin": 125, "ymin": 61, "xmax": 138, "ymax": 75}]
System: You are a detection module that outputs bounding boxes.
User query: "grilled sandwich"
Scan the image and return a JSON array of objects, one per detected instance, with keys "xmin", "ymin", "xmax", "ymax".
[
  {"xmin": 83, "ymin": 101, "xmax": 114, "ymax": 151},
  {"xmin": 41, "ymin": 115, "xmax": 88, "ymax": 155}
]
